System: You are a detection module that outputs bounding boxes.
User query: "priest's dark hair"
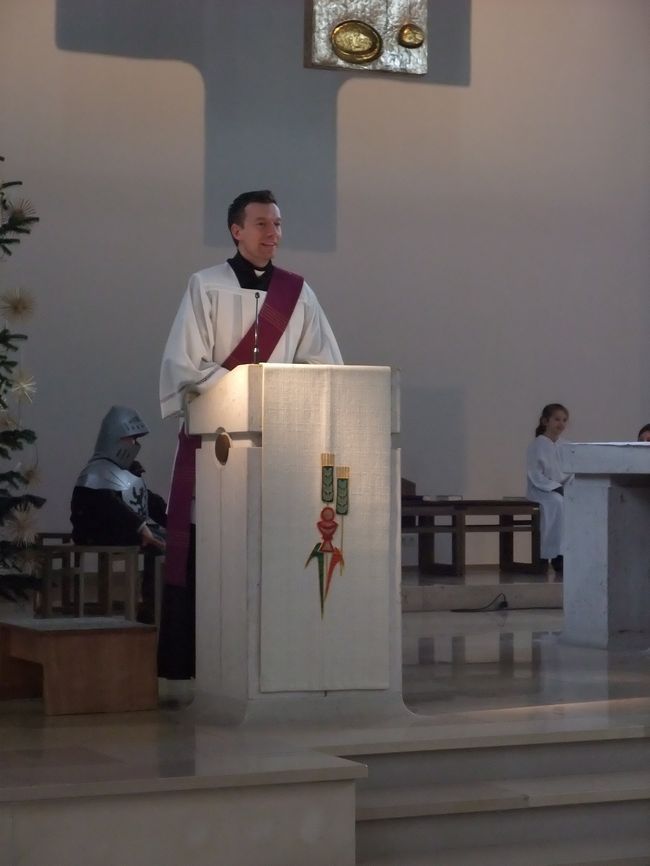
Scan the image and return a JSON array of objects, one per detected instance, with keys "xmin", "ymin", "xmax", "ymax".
[
  {"xmin": 535, "ymin": 403, "xmax": 569, "ymax": 437},
  {"xmin": 638, "ymin": 423, "xmax": 650, "ymax": 441},
  {"xmin": 227, "ymin": 189, "xmax": 278, "ymax": 243}
]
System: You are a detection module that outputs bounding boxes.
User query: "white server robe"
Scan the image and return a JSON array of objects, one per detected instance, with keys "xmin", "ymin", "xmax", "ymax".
[{"xmin": 526, "ymin": 435, "xmax": 573, "ymax": 560}]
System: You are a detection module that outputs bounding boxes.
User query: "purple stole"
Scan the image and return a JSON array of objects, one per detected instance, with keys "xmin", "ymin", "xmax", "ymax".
[{"xmin": 164, "ymin": 266, "xmax": 303, "ymax": 588}]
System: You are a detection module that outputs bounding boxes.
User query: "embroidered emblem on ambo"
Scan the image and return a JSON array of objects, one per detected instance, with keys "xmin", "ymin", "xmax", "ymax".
[{"xmin": 305, "ymin": 453, "xmax": 350, "ymax": 616}]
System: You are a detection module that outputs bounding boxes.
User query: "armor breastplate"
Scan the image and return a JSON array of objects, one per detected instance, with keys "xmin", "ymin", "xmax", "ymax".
[{"xmin": 76, "ymin": 459, "xmax": 149, "ymax": 520}]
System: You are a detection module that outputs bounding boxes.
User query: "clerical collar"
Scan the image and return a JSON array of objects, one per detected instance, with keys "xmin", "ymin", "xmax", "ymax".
[{"xmin": 227, "ymin": 251, "xmax": 274, "ymax": 291}]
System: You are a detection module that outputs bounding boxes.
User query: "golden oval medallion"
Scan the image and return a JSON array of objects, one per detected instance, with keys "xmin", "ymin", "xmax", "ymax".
[
  {"xmin": 330, "ymin": 19, "xmax": 383, "ymax": 64},
  {"xmin": 398, "ymin": 23, "xmax": 425, "ymax": 49},
  {"xmin": 214, "ymin": 430, "xmax": 231, "ymax": 466}
]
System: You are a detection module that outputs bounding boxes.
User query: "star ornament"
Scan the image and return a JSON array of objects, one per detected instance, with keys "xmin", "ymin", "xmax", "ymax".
[
  {"xmin": 10, "ymin": 370, "xmax": 36, "ymax": 403},
  {"xmin": 7, "ymin": 198, "xmax": 37, "ymax": 223},
  {"xmin": 0, "ymin": 287, "xmax": 35, "ymax": 322},
  {"xmin": 5, "ymin": 504, "xmax": 39, "ymax": 545}
]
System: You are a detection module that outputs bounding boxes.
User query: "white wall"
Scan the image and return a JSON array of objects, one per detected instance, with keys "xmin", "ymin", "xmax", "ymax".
[{"xmin": 1, "ymin": 0, "xmax": 648, "ymax": 560}]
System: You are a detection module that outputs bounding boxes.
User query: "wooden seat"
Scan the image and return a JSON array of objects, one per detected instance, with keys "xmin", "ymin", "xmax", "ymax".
[
  {"xmin": 0, "ymin": 617, "xmax": 157, "ymax": 714},
  {"xmin": 0, "ymin": 536, "xmax": 161, "ymax": 715},
  {"xmin": 402, "ymin": 496, "xmax": 544, "ymax": 577}
]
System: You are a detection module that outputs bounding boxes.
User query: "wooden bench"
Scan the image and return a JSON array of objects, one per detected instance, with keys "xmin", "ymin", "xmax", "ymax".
[
  {"xmin": 402, "ymin": 497, "xmax": 544, "ymax": 577},
  {"xmin": 0, "ymin": 616, "xmax": 157, "ymax": 715}
]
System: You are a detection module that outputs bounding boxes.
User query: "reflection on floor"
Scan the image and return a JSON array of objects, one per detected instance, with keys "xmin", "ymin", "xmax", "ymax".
[
  {"xmin": 404, "ymin": 606, "xmax": 650, "ymax": 717},
  {"xmin": 402, "ymin": 564, "xmax": 562, "ymax": 586}
]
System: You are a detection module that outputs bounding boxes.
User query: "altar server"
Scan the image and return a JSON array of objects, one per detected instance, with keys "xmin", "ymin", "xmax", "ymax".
[
  {"xmin": 637, "ymin": 424, "xmax": 650, "ymax": 442},
  {"xmin": 158, "ymin": 189, "xmax": 343, "ymax": 682},
  {"xmin": 526, "ymin": 403, "xmax": 572, "ymax": 573}
]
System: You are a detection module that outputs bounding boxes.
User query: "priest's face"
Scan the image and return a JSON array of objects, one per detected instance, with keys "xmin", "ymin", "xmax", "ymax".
[{"xmin": 231, "ymin": 202, "xmax": 282, "ymax": 267}]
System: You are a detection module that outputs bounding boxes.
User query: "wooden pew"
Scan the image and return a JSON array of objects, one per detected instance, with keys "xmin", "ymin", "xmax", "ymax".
[{"xmin": 402, "ymin": 495, "xmax": 544, "ymax": 577}]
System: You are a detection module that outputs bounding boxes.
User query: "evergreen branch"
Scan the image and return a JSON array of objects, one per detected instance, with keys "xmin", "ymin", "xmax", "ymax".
[
  {"xmin": 0, "ymin": 429, "xmax": 37, "ymax": 459},
  {"xmin": 0, "ymin": 329, "xmax": 27, "ymax": 351},
  {"xmin": 0, "ymin": 428, "xmax": 37, "ymax": 444},
  {"xmin": 0, "ymin": 470, "xmax": 29, "ymax": 489},
  {"xmin": 0, "ymin": 239, "xmax": 19, "ymax": 256},
  {"xmin": 2, "ymin": 216, "xmax": 39, "ymax": 230},
  {"xmin": 0, "ymin": 328, "xmax": 28, "ymax": 342},
  {"xmin": 0, "ymin": 157, "xmax": 47, "ymax": 555},
  {"xmin": 6, "ymin": 225, "xmax": 36, "ymax": 236}
]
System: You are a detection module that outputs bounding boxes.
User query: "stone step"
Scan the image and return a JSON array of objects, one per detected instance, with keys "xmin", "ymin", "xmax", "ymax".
[
  {"xmin": 357, "ymin": 769, "xmax": 650, "ymax": 820},
  {"xmin": 352, "ymin": 730, "xmax": 650, "ymax": 790},
  {"xmin": 358, "ymin": 835, "xmax": 650, "ymax": 865},
  {"xmin": 356, "ymin": 799, "xmax": 650, "ymax": 863}
]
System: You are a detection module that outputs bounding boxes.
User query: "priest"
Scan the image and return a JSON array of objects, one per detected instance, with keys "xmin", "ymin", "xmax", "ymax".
[{"xmin": 158, "ymin": 189, "xmax": 343, "ymax": 684}]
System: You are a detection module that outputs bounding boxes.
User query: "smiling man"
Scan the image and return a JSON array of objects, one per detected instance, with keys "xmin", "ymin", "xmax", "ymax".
[
  {"xmin": 158, "ymin": 189, "xmax": 342, "ymax": 683},
  {"xmin": 160, "ymin": 189, "xmax": 342, "ymax": 419}
]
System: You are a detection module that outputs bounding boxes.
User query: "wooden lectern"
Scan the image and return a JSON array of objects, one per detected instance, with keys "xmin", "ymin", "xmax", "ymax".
[{"xmin": 187, "ymin": 363, "xmax": 403, "ymax": 724}]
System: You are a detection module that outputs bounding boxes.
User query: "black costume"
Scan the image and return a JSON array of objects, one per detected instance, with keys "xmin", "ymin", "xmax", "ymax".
[{"xmin": 71, "ymin": 406, "xmax": 165, "ymax": 624}]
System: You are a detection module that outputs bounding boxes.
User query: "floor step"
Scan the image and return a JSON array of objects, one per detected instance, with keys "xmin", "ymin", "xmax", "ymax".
[
  {"xmin": 356, "ymin": 793, "xmax": 650, "ymax": 863},
  {"xmin": 358, "ymin": 835, "xmax": 650, "ymax": 865},
  {"xmin": 357, "ymin": 770, "xmax": 650, "ymax": 820},
  {"xmin": 402, "ymin": 581, "xmax": 562, "ymax": 612},
  {"xmin": 351, "ymin": 733, "xmax": 650, "ymax": 792}
]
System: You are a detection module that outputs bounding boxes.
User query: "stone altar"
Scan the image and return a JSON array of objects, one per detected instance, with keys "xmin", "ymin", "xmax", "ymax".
[{"xmin": 560, "ymin": 442, "xmax": 650, "ymax": 648}]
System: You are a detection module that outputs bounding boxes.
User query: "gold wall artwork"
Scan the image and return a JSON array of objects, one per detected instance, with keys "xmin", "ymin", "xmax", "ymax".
[{"xmin": 305, "ymin": 0, "xmax": 427, "ymax": 75}]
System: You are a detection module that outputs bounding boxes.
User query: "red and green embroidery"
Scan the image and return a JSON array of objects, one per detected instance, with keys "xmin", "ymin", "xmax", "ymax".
[{"xmin": 305, "ymin": 453, "xmax": 350, "ymax": 616}]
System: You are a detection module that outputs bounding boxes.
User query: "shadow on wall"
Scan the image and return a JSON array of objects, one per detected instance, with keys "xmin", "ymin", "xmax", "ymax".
[
  {"xmin": 401, "ymin": 384, "xmax": 466, "ymax": 497},
  {"xmin": 55, "ymin": 0, "xmax": 471, "ymax": 251}
]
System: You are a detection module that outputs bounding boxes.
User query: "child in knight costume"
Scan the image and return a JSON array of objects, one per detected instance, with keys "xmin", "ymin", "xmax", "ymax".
[{"xmin": 71, "ymin": 405, "xmax": 166, "ymax": 622}]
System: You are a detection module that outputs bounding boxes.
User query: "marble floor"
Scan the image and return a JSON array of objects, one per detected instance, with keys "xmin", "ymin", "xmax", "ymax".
[
  {"xmin": 2, "ymin": 610, "xmax": 650, "ymax": 800},
  {"xmin": 402, "ymin": 564, "xmax": 562, "ymax": 586},
  {"xmin": 403, "ymin": 608, "xmax": 650, "ymax": 717},
  {"xmin": 1, "ymin": 578, "xmax": 650, "ymax": 804},
  {"xmin": 401, "ymin": 562, "xmax": 648, "ymax": 719}
]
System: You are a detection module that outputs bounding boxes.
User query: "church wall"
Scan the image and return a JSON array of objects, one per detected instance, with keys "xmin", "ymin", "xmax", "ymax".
[{"xmin": 1, "ymin": 0, "xmax": 648, "ymax": 562}]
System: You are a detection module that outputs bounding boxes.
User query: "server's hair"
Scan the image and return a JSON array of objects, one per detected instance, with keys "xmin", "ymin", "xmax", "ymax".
[
  {"xmin": 535, "ymin": 403, "xmax": 569, "ymax": 437},
  {"xmin": 227, "ymin": 190, "xmax": 278, "ymax": 243},
  {"xmin": 637, "ymin": 423, "xmax": 650, "ymax": 440}
]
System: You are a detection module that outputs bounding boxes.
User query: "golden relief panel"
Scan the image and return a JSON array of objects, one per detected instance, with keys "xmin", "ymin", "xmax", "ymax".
[{"xmin": 305, "ymin": 0, "xmax": 427, "ymax": 75}]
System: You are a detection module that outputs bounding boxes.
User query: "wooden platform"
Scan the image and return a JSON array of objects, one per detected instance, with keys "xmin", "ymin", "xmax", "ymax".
[{"xmin": 0, "ymin": 616, "xmax": 157, "ymax": 715}]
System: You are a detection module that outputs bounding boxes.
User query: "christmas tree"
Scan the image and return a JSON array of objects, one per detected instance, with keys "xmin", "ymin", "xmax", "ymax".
[{"xmin": 0, "ymin": 155, "xmax": 45, "ymax": 600}]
